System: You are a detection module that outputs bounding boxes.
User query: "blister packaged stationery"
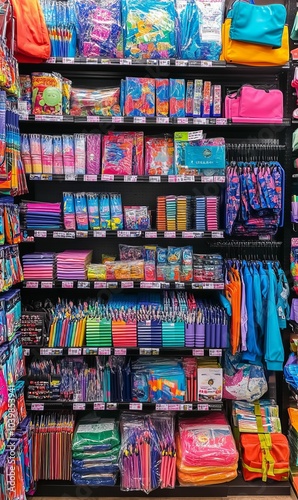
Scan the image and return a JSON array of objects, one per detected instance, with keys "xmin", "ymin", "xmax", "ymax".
[{"xmin": 70, "ymin": 87, "xmax": 121, "ymax": 116}]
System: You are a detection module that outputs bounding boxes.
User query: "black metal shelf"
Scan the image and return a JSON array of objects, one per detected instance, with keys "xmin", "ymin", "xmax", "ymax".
[
  {"xmin": 21, "ymin": 228, "xmax": 224, "ymax": 241},
  {"xmin": 26, "ymin": 173, "xmax": 226, "ymax": 183},
  {"xmin": 26, "ymin": 400, "xmax": 222, "ymax": 412},
  {"xmin": 23, "ymin": 346, "xmax": 223, "ymax": 357},
  {"xmin": 21, "ymin": 279, "xmax": 224, "ymax": 291},
  {"xmin": 30, "ymin": 477, "xmax": 291, "ymax": 497},
  {"xmin": 19, "ymin": 115, "xmax": 292, "ymax": 127}
]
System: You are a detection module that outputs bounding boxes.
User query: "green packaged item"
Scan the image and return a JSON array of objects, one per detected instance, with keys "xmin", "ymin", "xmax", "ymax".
[{"xmin": 72, "ymin": 415, "xmax": 120, "ymax": 452}]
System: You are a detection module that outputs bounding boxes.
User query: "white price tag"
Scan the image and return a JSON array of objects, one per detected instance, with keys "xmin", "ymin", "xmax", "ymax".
[
  {"xmin": 121, "ymin": 281, "xmax": 134, "ymax": 289},
  {"xmin": 139, "ymin": 348, "xmax": 153, "ymax": 355},
  {"xmin": 41, "ymin": 281, "xmax": 53, "ymax": 289},
  {"xmin": 209, "ymin": 349, "xmax": 222, "ymax": 357},
  {"xmin": 101, "ymin": 174, "xmax": 115, "ymax": 181},
  {"xmin": 193, "ymin": 118, "xmax": 207, "ymax": 125},
  {"xmin": 106, "ymin": 403, "xmax": 118, "ymax": 410},
  {"xmin": 94, "ymin": 402, "xmax": 105, "ymax": 410},
  {"xmin": 94, "ymin": 282, "xmax": 107, "ymax": 289},
  {"xmin": 68, "ymin": 348, "xmax": 82, "ymax": 355},
  {"xmin": 145, "ymin": 231, "xmax": 157, "ymax": 239},
  {"xmin": 31, "ymin": 403, "xmax": 44, "ymax": 411},
  {"xmin": 98, "ymin": 348, "xmax": 111, "ymax": 355},
  {"xmin": 159, "ymin": 59, "xmax": 170, "ymax": 66},
  {"xmin": 35, "ymin": 115, "xmax": 63, "ymax": 122},
  {"xmin": 62, "ymin": 57, "xmax": 74, "ymax": 64},
  {"xmin": 176, "ymin": 175, "xmax": 195, "ymax": 182},
  {"xmin": 215, "ymin": 118, "xmax": 227, "ymax": 125},
  {"xmin": 133, "ymin": 117, "xmax": 146, "ymax": 123},
  {"xmin": 26, "ymin": 281, "xmax": 39, "ymax": 288},
  {"xmin": 175, "ymin": 282, "xmax": 185, "ymax": 289},
  {"xmin": 73, "ymin": 403, "xmax": 86, "ymax": 410},
  {"xmin": 156, "ymin": 404, "xmax": 169, "ymax": 410},
  {"xmin": 175, "ymin": 60, "xmax": 188, "ymax": 66},
  {"xmin": 47, "ymin": 57, "xmax": 56, "ymax": 63},
  {"xmin": 164, "ymin": 231, "xmax": 176, "ymax": 238},
  {"xmin": 112, "ymin": 116, "xmax": 124, "ymax": 123},
  {"xmin": 214, "ymin": 176, "xmax": 225, "ymax": 183},
  {"xmin": 201, "ymin": 176, "xmax": 213, "ymax": 183},
  {"xmin": 120, "ymin": 58, "xmax": 132, "ymax": 65},
  {"xmin": 23, "ymin": 349, "xmax": 30, "ymax": 356},
  {"xmin": 40, "ymin": 348, "xmax": 63, "ymax": 356},
  {"xmin": 188, "ymin": 131, "xmax": 203, "ymax": 141},
  {"xmin": 140, "ymin": 281, "xmax": 161, "ymax": 289},
  {"xmin": 129, "ymin": 402, "xmax": 143, "ymax": 410},
  {"xmin": 94, "ymin": 230, "xmax": 106, "ymax": 238},
  {"xmin": 76, "ymin": 231, "xmax": 88, "ymax": 238},
  {"xmin": 211, "ymin": 231, "xmax": 224, "ymax": 239},
  {"xmin": 182, "ymin": 404, "xmax": 193, "ymax": 411},
  {"xmin": 78, "ymin": 281, "xmax": 91, "ymax": 289},
  {"xmin": 156, "ymin": 117, "xmax": 169, "ymax": 124},
  {"xmin": 62, "ymin": 281, "xmax": 74, "ymax": 289},
  {"xmin": 197, "ymin": 404, "xmax": 209, "ymax": 411},
  {"xmin": 168, "ymin": 404, "xmax": 180, "ymax": 410},
  {"xmin": 101, "ymin": 59, "xmax": 112, "ymax": 64},
  {"xmin": 84, "ymin": 174, "xmax": 97, "ymax": 182},
  {"xmin": 124, "ymin": 175, "xmax": 137, "ymax": 182},
  {"xmin": 182, "ymin": 231, "xmax": 194, "ymax": 238},
  {"xmin": 34, "ymin": 230, "xmax": 47, "ymax": 238},
  {"xmin": 201, "ymin": 60, "xmax": 212, "ymax": 67},
  {"xmin": 117, "ymin": 230, "xmax": 141, "ymax": 238},
  {"xmin": 86, "ymin": 58, "xmax": 98, "ymax": 64},
  {"xmin": 149, "ymin": 176, "xmax": 161, "ymax": 183},
  {"xmin": 87, "ymin": 116, "xmax": 99, "ymax": 123},
  {"xmin": 147, "ymin": 59, "xmax": 158, "ymax": 65},
  {"xmin": 177, "ymin": 117, "xmax": 189, "ymax": 124},
  {"xmin": 65, "ymin": 174, "xmax": 77, "ymax": 181},
  {"xmin": 53, "ymin": 231, "xmax": 75, "ymax": 239},
  {"xmin": 114, "ymin": 348, "xmax": 127, "ymax": 355},
  {"xmin": 168, "ymin": 175, "xmax": 177, "ymax": 183},
  {"xmin": 192, "ymin": 349, "xmax": 204, "ymax": 356}
]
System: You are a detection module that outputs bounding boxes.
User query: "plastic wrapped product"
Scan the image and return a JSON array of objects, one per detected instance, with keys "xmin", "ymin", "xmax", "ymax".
[
  {"xmin": 156, "ymin": 79, "xmax": 169, "ymax": 116},
  {"xmin": 75, "ymin": 0, "xmax": 123, "ymax": 58},
  {"xmin": 86, "ymin": 134, "xmax": 101, "ymax": 175},
  {"xmin": 145, "ymin": 136, "xmax": 174, "ymax": 176},
  {"xmin": 124, "ymin": 78, "xmax": 155, "ymax": 117},
  {"xmin": 72, "ymin": 415, "xmax": 120, "ymax": 452},
  {"xmin": 176, "ymin": 0, "xmax": 201, "ymax": 60},
  {"xmin": 70, "ymin": 87, "xmax": 121, "ymax": 116},
  {"xmin": 31, "ymin": 72, "xmax": 63, "ymax": 115},
  {"xmin": 169, "ymin": 79, "xmax": 185, "ymax": 117},
  {"xmin": 102, "ymin": 134, "xmax": 133, "ymax": 175},
  {"xmin": 123, "ymin": 206, "xmax": 150, "ymax": 230},
  {"xmin": 122, "ymin": 0, "xmax": 177, "ymax": 59}
]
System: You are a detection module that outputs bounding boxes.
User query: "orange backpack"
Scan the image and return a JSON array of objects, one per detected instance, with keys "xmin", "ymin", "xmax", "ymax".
[{"xmin": 8, "ymin": 0, "xmax": 50, "ymax": 63}]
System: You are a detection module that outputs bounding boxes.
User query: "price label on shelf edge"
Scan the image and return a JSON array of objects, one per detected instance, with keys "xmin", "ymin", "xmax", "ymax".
[
  {"xmin": 129, "ymin": 402, "xmax": 143, "ymax": 410},
  {"xmin": 62, "ymin": 281, "xmax": 74, "ymax": 289},
  {"xmin": 78, "ymin": 281, "xmax": 91, "ymax": 289},
  {"xmin": 145, "ymin": 231, "xmax": 157, "ymax": 239},
  {"xmin": 34, "ymin": 230, "xmax": 47, "ymax": 238},
  {"xmin": 149, "ymin": 176, "xmax": 161, "ymax": 183},
  {"xmin": 159, "ymin": 59, "xmax": 170, "ymax": 66},
  {"xmin": 26, "ymin": 281, "xmax": 39, "ymax": 288},
  {"xmin": 83, "ymin": 174, "xmax": 97, "ymax": 182},
  {"xmin": 156, "ymin": 117, "xmax": 169, "ymax": 124},
  {"xmin": 94, "ymin": 402, "xmax": 105, "ymax": 410},
  {"xmin": 121, "ymin": 281, "xmax": 134, "ymax": 289},
  {"xmin": 197, "ymin": 404, "xmax": 209, "ymax": 411},
  {"xmin": 209, "ymin": 349, "xmax": 222, "ymax": 357},
  {"xmin": 68, "ymin": 348, "xmax": 82, "ymax": 355},
  {"xmin": 112, "ymin": 116, "xmax": 124, "ymax": 123},
  {"xmin": 94, "ymin": 281, "xmax": 107, "ymax": 289},
  {"xmin": 192, "ymin": 349, "xmax": 205, "ymax": 356},
  {"xmin": 114, "ymin": 348, "xmax": 127, "ymax": 355},
  {"xmin": 73, "ymin": 403, "xmax": 86, "ymax": 410},
  {"xmin": 41, "ymin": 281, "xmax": 53, "ymax": 289},
  {"xmin": 124, "ymin": 175, "xmax": 137, "ymax": 182},
  {"xmin": 93, "ymin": 230, "xmax": 106, "ymax": 238},
  {"xmin": 101, "ymin": 174, "xmax": 115, "ymax": 181},
  {"xmin": 98, "ymin": 348, "xmax": 111, "ymax": 355},
  {"xmin": 31, "ymin": 403, "xmax": 44, "ymax": 411}
]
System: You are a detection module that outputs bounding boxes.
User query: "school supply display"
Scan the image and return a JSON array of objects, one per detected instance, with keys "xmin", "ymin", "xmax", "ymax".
[
  {"xmin": 70, "ymin": 87, "xmax": 121, "ymax": 117},
  {"xmin": 40, "ymin": 0, "xmax": 77, "ymax": 58},
  {"xmin": 0, "ymin": 245, "xmax": 23, "ymax": 292},
  {"xmin": 31, "ymin": 72, "xmax": 63, "ymax": 115},
  {"xmin": 20, "ymin": 200, "xmax": 62, "ymax": 229},
  {"xmin": 225, "ymin": 85, "xmax": 283, "ymax": 124},
  {"xmin": 223, "ymin": 351, "xmax": 268, "ymax": 403},
  {"xmin": 0, "ymin": 289, "xmax": 21, "ymax": 345},
  {"xmin": 223, "ymin": 259, "xmax": 289, "ymax": 371},
  {"xmin": 22, "ymin": 253, "xmax": 56, "ymax": 281},
  {"xmin": 220, "ymin": 19, "xmax": 289, "ymax": 66},
  {"xmin": 0, "ymin": 94, "xmax": 28, "ymax": 196},
  {"xmin": 240, "ymin": 433, "xmax": 289, "ymax": 482},
  {"xmin": 174, "ymin": 134, "xmax": 225, "ymax": 176},
  {"xmin": 21, "ymin": 311, "xmax": 47, "ymax": 347},
  {"xmin": 197, "ymin": 358, "xmax": 222, "ymax": 402},
  {"xmin": 57, "ymin": 250, "xmax": 93, "ymax": 280},
  {"xmin": 156, "ymin": 195, "xmax": 220, "ymax": 232},
  {"xmin": 225, "ymin": 162, "xmax": 285, "ymax": 236},
  {"xmin": 120, "ymin": 412, "xmax": 176, "ymax": 492},
  {"xmin": 232, "ymin": 400, "xmax": 281, "ymax": 435},
  {"xmin": 176, "ymin": 413, "xmax": 238, "ymax": 486},
  {"xmin": 0, "ymin": 203, "xmax": 20, "ymax": 245},
  {"xmin": 30, "ymin": 412, "xmax": 74, "ymax": 481},
  {"xmin": 72, "ymin": 415, "xmax": 120, "ymax": 485}
]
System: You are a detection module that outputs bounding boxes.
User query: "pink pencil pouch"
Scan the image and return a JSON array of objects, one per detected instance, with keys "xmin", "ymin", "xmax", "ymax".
[{"xmin": 225, "ymin": 85, "xmax": 283, "ymax": 123}]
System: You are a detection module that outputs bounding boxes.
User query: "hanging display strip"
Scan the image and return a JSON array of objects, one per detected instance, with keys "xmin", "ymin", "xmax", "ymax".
[
  {"xmin": 23, "ymin": 347, "xmax": 222, "ymax": 357},
  {"xmin": 42, "ymin": 57, "xmax": 227, "ymax": 67},
  {"xmin": 18, "ymin": 115, "xmax": 292, "ymax": 126},
  {"xmin": 21, "ymin": 229, "xmax": 224, "ymax": 240},
  {"xmin": 22, "ymin": 280, "xmax": 225, "ymax": 290},
  {"xmin": 27, "ymin": 174, "xmax": 226, "ymax": 183},
  {"xmin": 27, "ymin": 401, "xmax": 223, "ymax": 411}
]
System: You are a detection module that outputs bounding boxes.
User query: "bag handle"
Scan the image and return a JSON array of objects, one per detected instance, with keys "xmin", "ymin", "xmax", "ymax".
[{"xmin": 227, "ymin": 0, "xmax": 254, "ymax": 15}]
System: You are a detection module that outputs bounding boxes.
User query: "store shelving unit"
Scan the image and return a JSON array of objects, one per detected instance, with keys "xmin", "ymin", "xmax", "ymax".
[{"xmin": 19, "ymin": 1, "xmax": 296, "ymax": 493}]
